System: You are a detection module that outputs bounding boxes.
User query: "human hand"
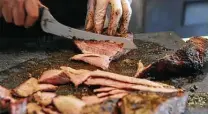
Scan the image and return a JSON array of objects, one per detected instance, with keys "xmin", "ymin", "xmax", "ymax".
[
  {"xmin": 0, "ymin": 0, "xmax": 46, "ymax": 28},
  {"xmin": 85, "ymin": 0, "xmax": 132, "ymax": 36}
]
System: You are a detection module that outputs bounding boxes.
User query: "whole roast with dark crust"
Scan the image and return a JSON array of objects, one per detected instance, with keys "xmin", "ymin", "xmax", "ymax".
[{"xmin": 135, "ymin": 37, "xmax": 208, "ymax": 79}]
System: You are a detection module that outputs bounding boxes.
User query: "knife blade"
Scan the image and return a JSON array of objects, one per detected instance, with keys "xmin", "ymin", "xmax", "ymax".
[{"xmin": 39, "ymin": 7, "xmax": 138, "ymax": 49}]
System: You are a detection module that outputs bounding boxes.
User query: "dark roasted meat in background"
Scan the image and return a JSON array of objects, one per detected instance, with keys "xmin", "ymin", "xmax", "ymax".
[{"xmin": 135, "ymin": 37, "xmax": 208, "ymax": 79}]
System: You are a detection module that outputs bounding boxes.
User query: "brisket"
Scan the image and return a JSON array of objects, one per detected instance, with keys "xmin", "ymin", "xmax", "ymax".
[
  {"xmin": 39, "ymin": 84, "xmax": 58, "ymax": 92},
  {"xmin": 72, "ymin": 38, "xmax": 132, "ymax": 70},
  {"xmin": 82, "ymin": 96, "xmax": 103, "ymax": 105},
  {"xmin": 74, "ymin": 40, "xmax": 124, "ymax": 57},
  {"xmin": 0, "ymin": 86, "xmax": 15, "ymax": 109},
  {"xmin": 135, "ymin": 37, "xmax": 208, "ymax": 79},
  {"xmin": 96, "ymin": 89, "xmax": 129, "ymax": 98},
  {"xmin": 71, "ymin": 54, "xmax": 111, "ymax": 70},
  {"xmin": 39, "ymin": 69, "xmax": 70, "ymax": 85},
  {"xmin": 42, "ymin": 107, "xmax": 61, "ymax": 114},
  {"xmin": 33, "ymin": 92, "xmax": 57, "ymax": 106},
  {"xmin": 120, "ymin": 92, "xmax": 188, "ymax": 114},
  {"xmin": 27, "ymin": 103, "xmax": 44, "ymax": 114},
  {"xmin": 53, "ymin": 95, "xmax": 86, "ymax": 114},
  {"xmin": 81, "ymin": 98, "xmax": 120, "ymax": 114},
  {"xmin": 61, "ymin": 66, "xmax": 172, "ymax": 88},
  {"xmin": 94, "ymin": 87, "xmax": 117, "ymax": 93},
  {"xmin": 84, "ymin": 77, "xmax": 180, "ymax": 93},
  {"xmin": 12, "ymin": 78, "xmax": 40, "ymax": 97}
]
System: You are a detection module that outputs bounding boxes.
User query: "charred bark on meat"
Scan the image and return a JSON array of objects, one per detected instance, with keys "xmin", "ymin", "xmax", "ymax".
[{"xmin": 136, "ymin": 37, "xmax": 208, "ymax": 79}]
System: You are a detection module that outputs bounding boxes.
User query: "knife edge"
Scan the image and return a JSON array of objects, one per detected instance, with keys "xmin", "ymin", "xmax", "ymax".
[{"xmin": 40, "ymin": 7, "xmax": 138, "ymax": 49}]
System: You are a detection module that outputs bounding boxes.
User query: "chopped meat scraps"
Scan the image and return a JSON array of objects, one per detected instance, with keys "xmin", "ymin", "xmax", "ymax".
[
  {"xmin": 71, "ymin": 54, "xmax": 111, "ymax": 70},
  {"xmin": 72, "ymin": 39, "xmax": 132, "ymax": 70},
  {"xmin": 39, "ymin": 69, "xmax": 70, "ymax": 85},
  {"xmin": 0, "ymin": 85, "xmax": 15, "ymax": 102},
  {"xmin": 27, "ymin": 103, "xmax": 44, "ymax": 114},
  {"xmin": 0, "ymin": 86, "xmax": 15, "ymax": 109},
  {"xmin": 81, "ymin": 98, "xmax": 120, "ymax": 114},
  {"xmin": 10, "ymin": 98, "xmax": 27, "ymax": 114},
  {"xmin": 0, "ymin": 85, "xmax": 12, "ymax": 99},
  {"xmin": 42, "ymin": 107, "xmax": 60, "ymax": 114},
  {"xmin": 39, "ymin": 84, "xmax": 58, "ymax": 92},
  {"xmin": 33, "ymin": 92, "xmax": 56, "ymax": 106},
  {"xmin": 53, "ymin": 95, "xmax": 86, "ymax": 114},
  {"xmin": 135, "ymin": 37, "xmax": 208, "ymax": 79},
  {"xmin": 12, "ymin": 78, "xmax": 40, "ymax": 97},
  {"xmin": 120, "ymin": 92, "xmax": 188, "ymax": 114},
  {"xmin": 82, "ymin": 96, "xmax": 103, "ymax": 105}
]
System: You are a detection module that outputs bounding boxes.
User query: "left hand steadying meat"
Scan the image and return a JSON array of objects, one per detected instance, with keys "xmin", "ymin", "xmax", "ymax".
[{"xmin": 85, "ymin": 0, "xmax": 132, "ymax": 36}]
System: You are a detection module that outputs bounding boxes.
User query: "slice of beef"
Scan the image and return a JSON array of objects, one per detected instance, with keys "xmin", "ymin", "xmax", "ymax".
[
  {"xmin": 74, "ymin": 40, "xmax": 124, "ymax": 57},
  {"xmin": 120, "ymin": 92, "xmax": 188, "ymax": 114},
  {"xmin": 0, "ymin": 86, "xmax": 15, "ymax": 109},
  {"xmin": 61, "ymin": 66, "xmax": 171, "ymax": 88},
  {"xmin": 12, "ymin": 78, "xmax": 40, "ymax": 97},
  {"xmin": 27, "ymin": 103, "xmax": 44, "ymax": 114},
  {"xmin": 85, "ymin": 77, "xmax": 180, "ymax": 93},
  {"xmin": 82, "ymin": 93, "xmax": 128, "ymax": 106},
  {"xmin": 96, "ymin": 89, "xmax": 129, "ymax": 98},
  {"xmin": 82, "ymin": 96, "xmax": 103, "ymax": 105},
  {"xmin": 53, "ymin": 95, "xmax": 86, "ymax": 114},
  {"xmin": 0, "ymin": 85, "xmax": 15, "ymax": 101},
  {"xmin": 10, "ymin": 98, "xmax": 27, "ymax": 114},
  {"xmin": 0, "ymin": 85, "xmax": 12, "ymax": 99},
  {"xmin": 81, "ymin": 98, "xmax": 120, "ymax": 114},
  {"xmin": 39, "ymin": 69, "xmax": 70, "ymax": 85},
  {"xmin": 99, "ymin": 93, "xmax": 129, "ymax": 102},
  {"xmin": 73, "ymin": 38, "xmax": 132, "ymax": 69},
  {"xmin": 33, "ymin": 92, "xmax": 57, "ymax": 106},
  {"xmin": 42, "ymin": 107, "xmax": 61, "ymax": 114},
  {"xmin": 71, "ymin": 54, "xmax": 111, "ymax": 70},
  {"xmin": 135, "ymin": 37, "xmax": 208, "ymax": 79},
  {"xmin": 94, "ymin": 87, "xmax": 117, "ymax": 93},
  {"xmin": 39, "ymin": 84, "xmax": 58, "ymax": 92}
]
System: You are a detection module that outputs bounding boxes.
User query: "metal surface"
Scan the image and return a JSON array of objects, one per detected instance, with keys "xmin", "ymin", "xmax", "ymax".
[
  {"xmin": 40, "ymin": 7, "xmax": 137, "ymax": 49},
  {"xmin": 0, "ymin": 32, "xmax": 208, "ymax": 113}
]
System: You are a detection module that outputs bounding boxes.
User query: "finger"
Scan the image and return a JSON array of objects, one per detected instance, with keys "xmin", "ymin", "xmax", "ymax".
[
  {"xmin": 24, "ymin": 0, "xmax": 39, "ymax": 28},
  {"xmin": 85, "ymin": 0, "xmax": 95, "ymax": 31},
  {"xmin": 94, "ymin": 0, "xmax": 109, "ymax": 34},
  {"xmin": 119, "ymin": 0, "xmax": 132, "ymax": 34},
  {"xmin": 108, "ymin": 0, "xmax": 122, "ymax": 36},
  {"xmin": 38, "ymin": 1, "xmax": 48, "ymax": 9},
  {"xmin": 2, "ymin": 0, "xmax": 13, "ymax": 23},
  {"xmin": 12, "ymin": 0, "xmax": 25, "ymax": 26}
]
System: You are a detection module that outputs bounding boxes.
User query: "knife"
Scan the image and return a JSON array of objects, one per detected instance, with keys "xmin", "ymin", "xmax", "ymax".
[{"xmin": 39, "ymin": 7, "xmax": 138, "ymax": 49}]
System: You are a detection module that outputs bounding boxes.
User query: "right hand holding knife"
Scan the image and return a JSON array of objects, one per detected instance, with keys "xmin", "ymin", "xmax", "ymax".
[
  {"xmin": 0, "ymin": 0, "xmax": 133, "ymax": 37},
  {"xmin": 0, "ymin": 0, "xmax": 46, "ymax": 28}
]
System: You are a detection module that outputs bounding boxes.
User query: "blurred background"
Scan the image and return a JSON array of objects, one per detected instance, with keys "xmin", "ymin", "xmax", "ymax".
[
  {"xmin": 0, "ymin": 0, "xmax": 208, "ymax": 43},
  {"xmin": 130, "ymin": 0, "xmax": 208, "ymax": 38}
]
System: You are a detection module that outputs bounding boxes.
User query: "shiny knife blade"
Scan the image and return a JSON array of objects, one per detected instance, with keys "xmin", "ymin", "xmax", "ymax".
[{"xmin": 40, "ymin": 7, "xmax": 137, "ymax": 49}]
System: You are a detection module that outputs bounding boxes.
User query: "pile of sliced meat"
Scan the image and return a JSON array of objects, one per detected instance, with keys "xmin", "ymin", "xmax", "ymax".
[
  {"xmin": 135, "ymin": 37, "xmax": 208, "ymax": 79},
  {"xmin": 71, "ymin": 36, "xmax": 133, "ymax": 70},
  {"xmin": 0, "ymin": 65, "xmax": 183, "ymax": 114}
]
